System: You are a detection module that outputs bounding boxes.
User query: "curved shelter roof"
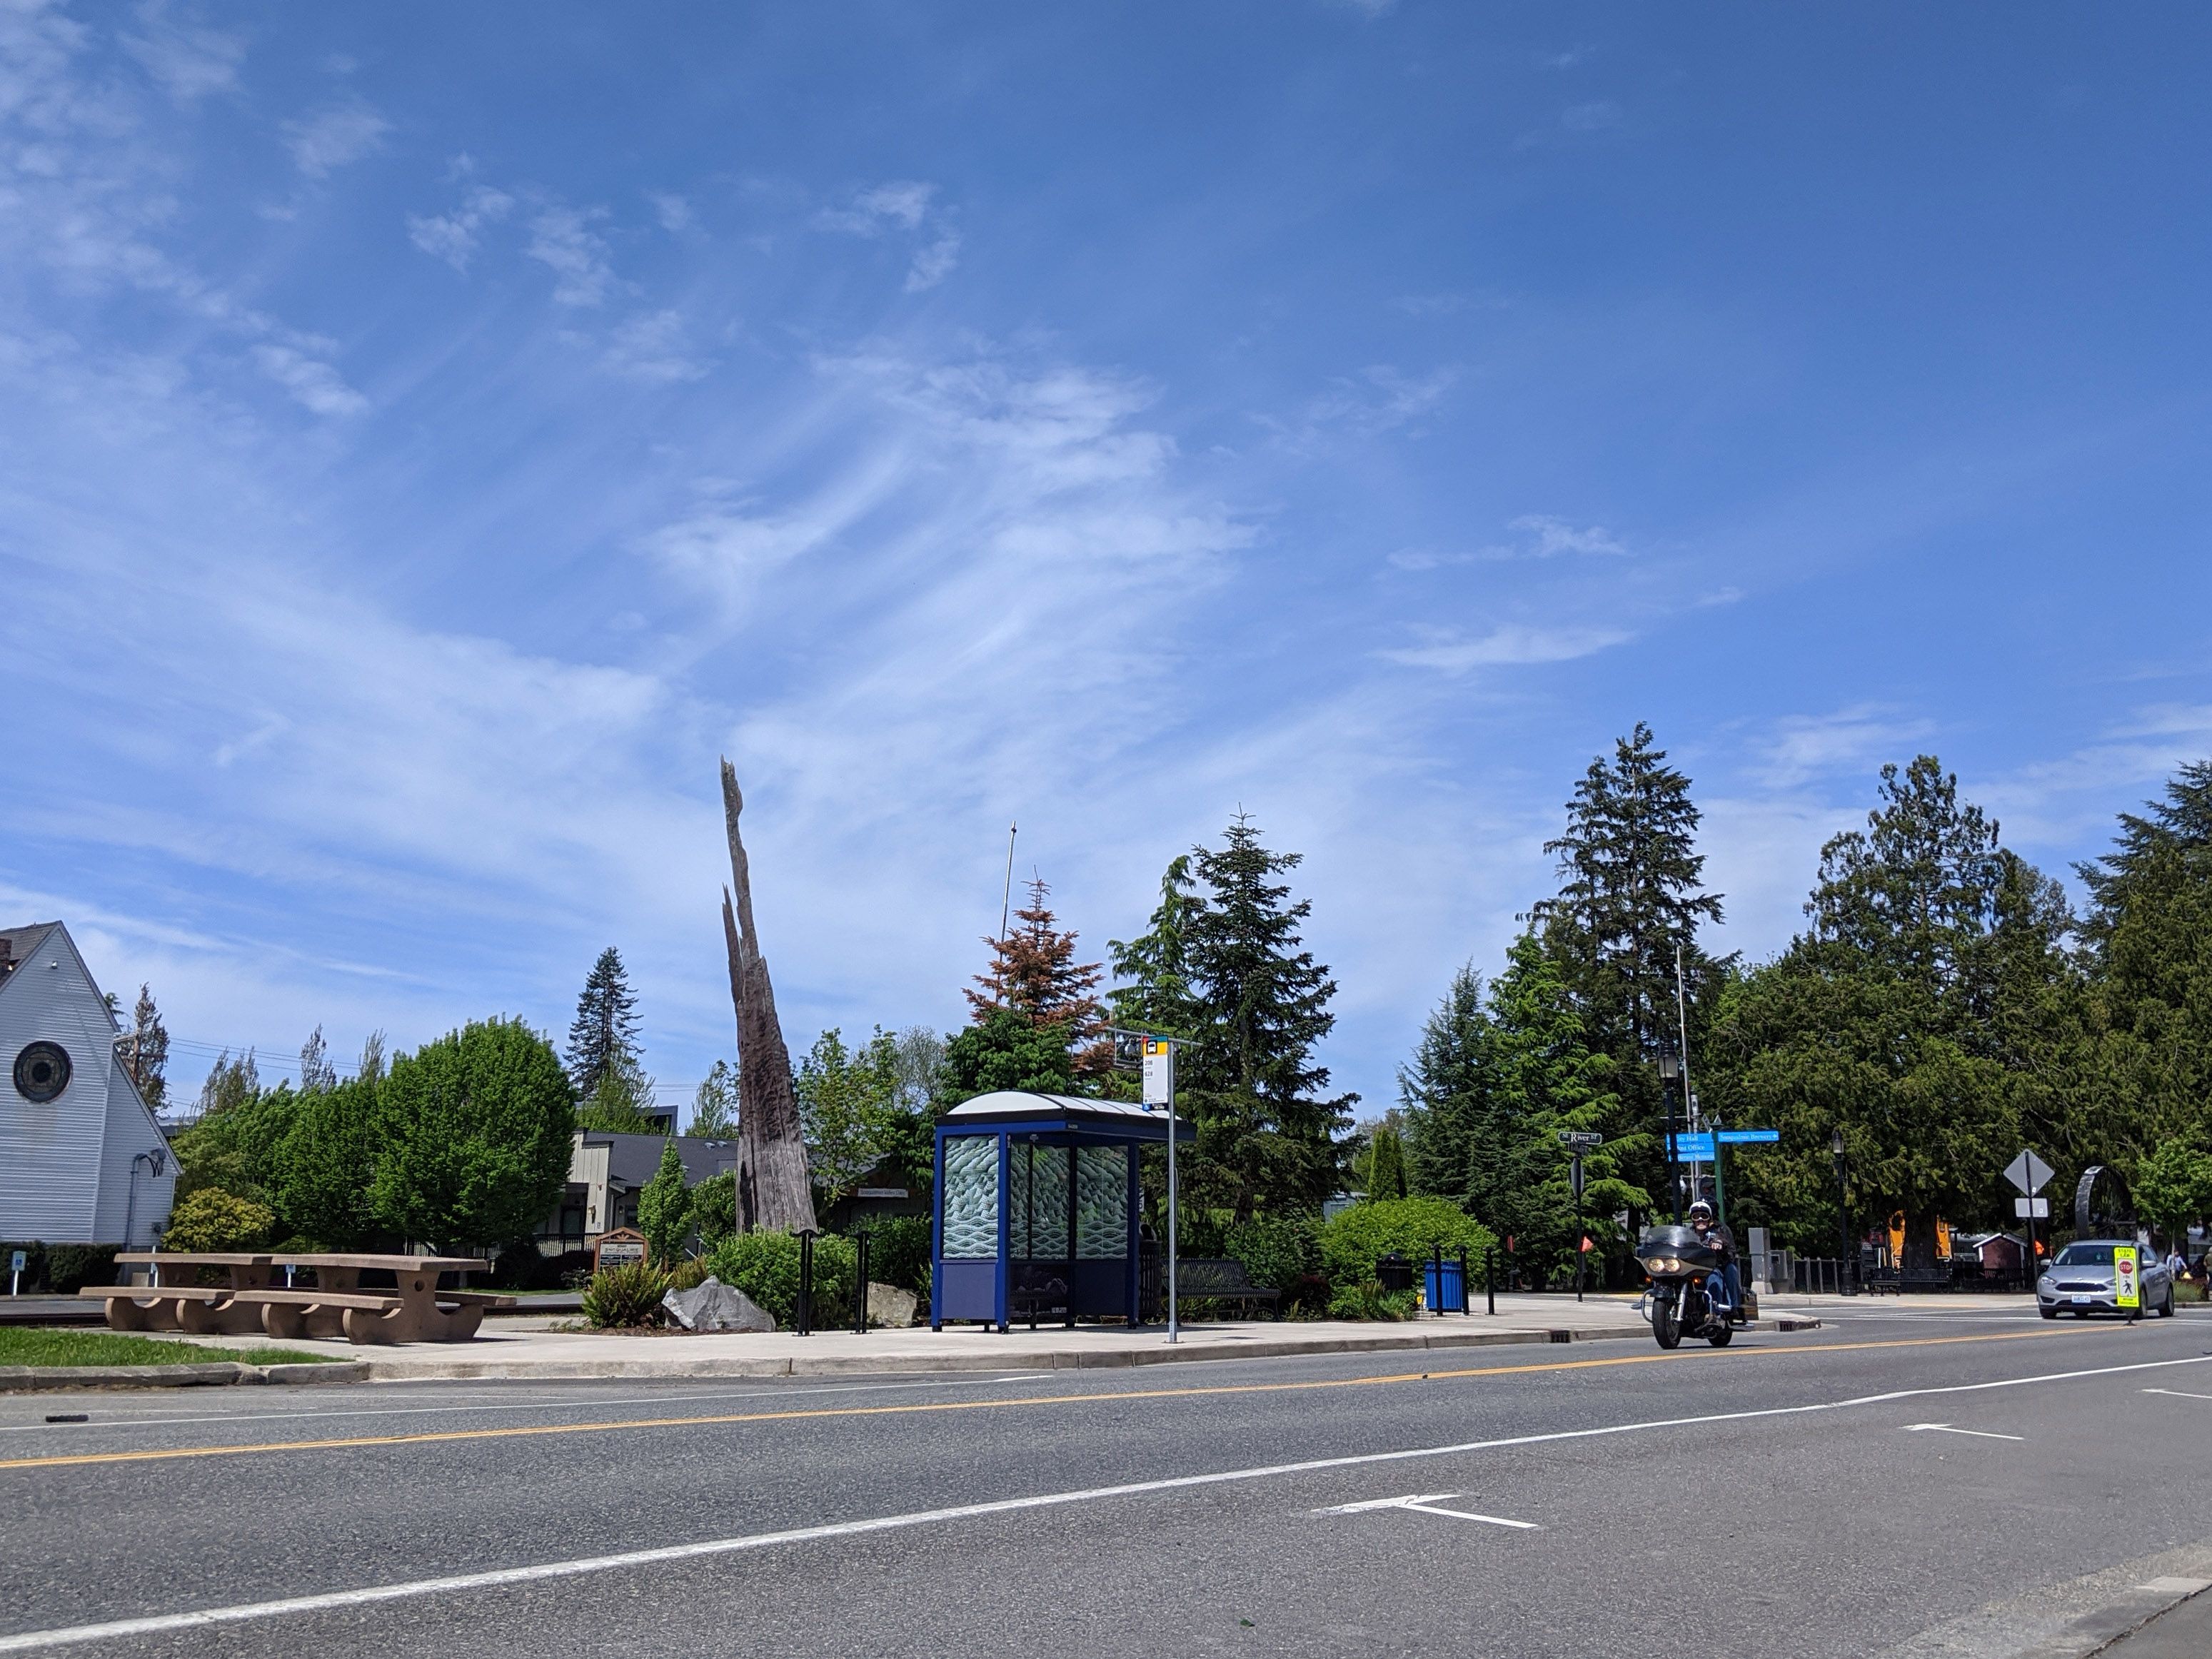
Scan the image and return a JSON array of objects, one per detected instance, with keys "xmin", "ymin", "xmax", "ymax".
[{"xmin": 940, "ymin": 1090, "xmax": 1190, "ymax": 1141}]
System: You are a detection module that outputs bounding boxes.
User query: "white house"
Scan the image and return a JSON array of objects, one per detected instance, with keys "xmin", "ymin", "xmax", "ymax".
[{"xmin": 0, "ymin": 922, "xmax": 176, "ymax": 1246}]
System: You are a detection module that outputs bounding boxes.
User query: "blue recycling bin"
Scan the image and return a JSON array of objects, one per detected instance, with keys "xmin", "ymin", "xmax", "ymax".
[{"xmin": 1424, "ymin": 1255, "xmax": 1467, "ymax": 1313}]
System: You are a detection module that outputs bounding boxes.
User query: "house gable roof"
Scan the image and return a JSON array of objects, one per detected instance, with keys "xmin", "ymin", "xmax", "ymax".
[{"xmin": 0, "ymin": 922, "xmax": 61, "ymax": 996}]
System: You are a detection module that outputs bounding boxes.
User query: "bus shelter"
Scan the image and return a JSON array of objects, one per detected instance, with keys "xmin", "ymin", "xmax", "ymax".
[{"xmin": 931, "ymin": 1091, "xmax": 1192, "ymax": 1332}]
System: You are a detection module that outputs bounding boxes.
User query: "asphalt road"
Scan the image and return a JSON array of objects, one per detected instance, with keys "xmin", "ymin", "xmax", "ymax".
[{"xmin": 7, "ymin": 1307, "xmax": 2212, "ymax": 1658}]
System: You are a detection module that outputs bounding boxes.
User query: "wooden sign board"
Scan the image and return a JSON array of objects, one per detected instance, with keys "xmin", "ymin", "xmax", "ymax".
[{"xmin": 594, "ymin": 1228, "xmax": 649, "ymax": 1271}]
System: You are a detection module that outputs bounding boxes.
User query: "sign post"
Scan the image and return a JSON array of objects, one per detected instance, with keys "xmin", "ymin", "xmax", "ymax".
[
  {"xmin": 2004, "ymin": 1149, "xmax": 2055, "ymax": 1292},
  {"xmin": 8, "ymin": 1249, "xmax": 22, "ymax": 1297},
  {"xmin": 1142, "ymin": 1037, "xmax": 1179, "ymax": 1344},
  {"xmin": 1569, "ymin": 1156, "xmax": 1587, "ymax": 1302}
]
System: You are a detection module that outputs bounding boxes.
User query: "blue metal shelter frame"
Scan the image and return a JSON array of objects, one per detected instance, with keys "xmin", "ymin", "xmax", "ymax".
[{"xmin": 930, "ymin": 1091, "xmax": 1192, "ymax": 1332}]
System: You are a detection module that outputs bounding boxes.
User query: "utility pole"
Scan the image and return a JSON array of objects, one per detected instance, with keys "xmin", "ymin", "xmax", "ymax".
[
  {"xmin": 998, "ymin": 821, "xmax": 1018, "ymax": 942},
  {"xmin": 1674, "ymin": 944, "xmax": 1697, "ymax": 1217}
]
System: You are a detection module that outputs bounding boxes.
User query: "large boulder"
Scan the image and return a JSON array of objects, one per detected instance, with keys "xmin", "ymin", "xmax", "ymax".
[
  {"xmin": 662, "ymin": 1275, "xmax": 776, "ymax": 1333},
  {"xmin": 866, "ymin": 1281, "xmax": 919, "ymax": 1329}
]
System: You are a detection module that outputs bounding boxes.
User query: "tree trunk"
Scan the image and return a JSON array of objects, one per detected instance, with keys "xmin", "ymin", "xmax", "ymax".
[{"xmin": 720, "ymin": 760, "xmax": 818, "ymax": 1234}]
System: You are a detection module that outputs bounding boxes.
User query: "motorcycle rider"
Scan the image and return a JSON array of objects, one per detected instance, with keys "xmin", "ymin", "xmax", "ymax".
[{"xmin": 1688, "ymin": 1199, "xmax": 1740, "ymax": 1323}]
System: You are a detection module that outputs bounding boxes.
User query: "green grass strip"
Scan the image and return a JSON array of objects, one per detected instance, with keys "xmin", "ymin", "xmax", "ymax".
[{"xmin": 0, "ymin": 1327, "xmax": 333, "ymax": 1368}]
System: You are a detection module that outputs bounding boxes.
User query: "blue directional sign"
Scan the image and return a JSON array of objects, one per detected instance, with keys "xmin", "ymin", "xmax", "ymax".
[
  {"xmin": 1716, "ymin": 1129, "xmax": 1779, "ymax": 1145},
  {"xmin": 1668, "ymin": 1132, "xmax": 1716, "ymax": 1161}
]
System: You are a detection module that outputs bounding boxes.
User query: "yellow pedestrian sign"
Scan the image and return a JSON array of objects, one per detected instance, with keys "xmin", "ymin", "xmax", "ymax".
[{"xmin": 2114, "ymin": 1245, "xmax": 2140, "ymax": 1311}]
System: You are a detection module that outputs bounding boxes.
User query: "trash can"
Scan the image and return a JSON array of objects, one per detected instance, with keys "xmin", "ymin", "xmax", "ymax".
[
  {"xmin": 1423, "ymin": 1255, "xmax": 1465, "ymax": 1313},
  {"xmin": 1375, "ymin": 1253, "xmax": 1414, "ymax": 1294}
]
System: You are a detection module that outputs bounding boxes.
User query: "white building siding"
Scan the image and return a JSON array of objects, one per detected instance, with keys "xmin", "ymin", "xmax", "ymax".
[
  {"xmin": 0, "ymin": 924, "xmax": 173, "ymax": 1245},
  {"xmin": 92, "ymin": 1052, "xmax": 175, "ymax": 1246}
]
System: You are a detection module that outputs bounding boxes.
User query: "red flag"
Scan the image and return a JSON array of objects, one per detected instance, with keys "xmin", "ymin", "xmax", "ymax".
[{"xmin": 1579, "ymin": 1236, "xmax": 1594, "ymax": 1253}]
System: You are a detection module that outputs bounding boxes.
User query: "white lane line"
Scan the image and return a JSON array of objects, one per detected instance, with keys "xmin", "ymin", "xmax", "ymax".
[
  {"xmin": 1903, "ymin": 1423, "xmax": 2025, "ymax": 1441},
  {"xmin": 1314, "ymin": 1492, "xmax": 1537, "ymax": 1528},
  {"xmin": 3, "ymin": 1348, "xmax": 2206, "ymax": 1654},
  {"xmin": 2143, "ymin": 1387, "xmax": 2212, "ymax": 1403},
  {"xmin": 0, "ymin": 1374, "xmax": 1057, "ymax": 1436}
]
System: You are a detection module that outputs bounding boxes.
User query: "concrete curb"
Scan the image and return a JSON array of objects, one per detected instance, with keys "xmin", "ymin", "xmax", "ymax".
[
  {"xmin": 0, "ymin": 1360, "xmax": 369, "ymax": 1392},
  {"xmin": 345, "ymin": 1316, "xmax": 1817, "ymax": 1383}
]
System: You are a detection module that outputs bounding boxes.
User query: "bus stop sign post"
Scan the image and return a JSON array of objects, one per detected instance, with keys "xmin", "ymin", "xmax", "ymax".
[{"xmin": 1142, "ymin": 1037, "xmax": 1179, "ymax": 1344}]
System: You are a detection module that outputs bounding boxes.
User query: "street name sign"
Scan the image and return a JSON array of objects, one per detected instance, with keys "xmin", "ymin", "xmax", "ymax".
[
  {"xmin": 1557, "ymin": 1131, "xmax": 1603, "ymax": 1149},
  {"xmin": 1668, "ymin": 1132, "xmax": 1716, "ymax": 1162},
  {"xmin": 2004, "ymin": 1150, "xmax": 2054, "ymax": 1196},
  {"xmin": 1716, "ymin": 1129, "xmax": 1779, "ymax": 1145}
]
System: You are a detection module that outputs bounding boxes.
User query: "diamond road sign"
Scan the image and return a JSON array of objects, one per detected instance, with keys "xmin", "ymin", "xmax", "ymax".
[{"xmin": 2004, "ymin": 1150, "xmax": 2053, "ymax": 1196}]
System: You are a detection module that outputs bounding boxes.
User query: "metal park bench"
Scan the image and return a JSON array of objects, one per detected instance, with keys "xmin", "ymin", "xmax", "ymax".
[
  {"xmin": 80, "ymin": 1252, "xmax": 514, "ymax": 1345},
  {"xmin": 1171, "ymin": 1259, "xmax": 1282, "ymax": 1314}
]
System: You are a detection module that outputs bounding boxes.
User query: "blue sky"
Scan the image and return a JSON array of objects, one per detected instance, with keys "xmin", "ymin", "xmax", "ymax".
[{"xmin": 6, "ymin": 3, "xmax": 2212, "ymax": 1119}]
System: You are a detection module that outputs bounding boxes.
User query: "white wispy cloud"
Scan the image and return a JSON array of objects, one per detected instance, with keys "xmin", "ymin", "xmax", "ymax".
[
  {"xmin": 907, "ymin": 230, "xmax": 961, "ymax": 292},
  {"xmin": 406, "ymin": 183, "xmax": 514, "ymax": 271},
  {"xmin": 281, "ymin": 96, "xmax": 390, "ymax": 177},
  {"xmin": 815, "ymin": 181, "xmax": 960, "ymax": 290},
  {"xmin": 1507, "ymin": 513, "xmax": 1627, "ymax": 558},
  {"xmin": 648, "ymin": 190, "xmax": 692, "ymax": 232},
  {"xmin": 119, "ymin": 3, "xmax": 245, "ymax": 104},
  {"xmin": 527, "ymin": 205, "xmax": 616, "ymax": 305},
  {"xmin": 249, "ymin": 341, "xmax": 368, "ymax": 415},
  {"xmin": 1380, "ymin": 622, "xmax": 1631, "ymax": 673},
  {"xmin": 601, "ymin": 310, "xmax": 711, "ymax": 383},
  {"xmin": 1751, "ymin": 704, "xmax": 1937, "ymax": 790}
]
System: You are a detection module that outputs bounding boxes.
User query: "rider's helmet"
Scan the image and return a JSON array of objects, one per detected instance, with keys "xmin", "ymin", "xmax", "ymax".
[{"xmin": 1687, "ymin": 1200, "xmax": 1715, "ymax": 1224}]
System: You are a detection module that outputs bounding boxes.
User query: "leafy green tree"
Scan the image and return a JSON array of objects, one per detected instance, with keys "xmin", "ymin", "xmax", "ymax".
[
  {"xmin": 565, "ymin": 946, "xmax": 642, "ymax": 1100},
  {"xmin": 2134, "ymin": 1139, "xmax": 2212, "ymax": 1246},
  {"xmin": 162, "ymin": 1188, "xmax": 275, "ymax": 1251},
  {"xmin": 1706, "ymin": 759, "xmax": 2053, "ymax": 1264},
  {"xmin": 799, "ymin": 1027, "xmax": 930, "ymax": 1201},
  {"xmin": 1352, "ymin": 1114, "xmax": 1408, "ymax": 1199},
  {"xmin": 372, "ymin": 1018, "xmax": 576, "ymax": 1251},
  {"xmin": 1123, "ymin": 815, "xmax": 1352, "ymax": 1223},
  {"xmin": 689, "ymin": 1059, "xmax": 738, "ymax": 1136},
  {"xmin": 937, "ymin": 1005, "xmax": 1077, "ymax": 1100},
  {"xmin": 298, "ymin": 1025, "xmax": 338, "ymax": 1094},
  {"xmin": 575, "ymin": 1050, "xmax": 665, "ymax": 1133},
  {"xmin": 171, "ymin": 1074, "xmax": 293, "ymax": 1206},
  {"xmin": 637, "ymin": 1139, "xmax": 693, "ymax": 1263},
  {"xmin": 275, "ymin": 1076, "xmax": 381, "ymax": 1248},
  {"xmin": 690, "ymin": 1170, "xmax": 738, "ymax": 1249}
]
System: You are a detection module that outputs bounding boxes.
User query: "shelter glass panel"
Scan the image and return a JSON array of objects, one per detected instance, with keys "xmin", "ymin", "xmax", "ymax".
[
  {"xmin": 1075, "ymin": 1146, "xmax": 1127, "ymax": 1259},
  {"xmin": 941, "ymin": 1135, "xmax": 1000, "ymax": 1259},
  {"xmin": 1008, "ymin": 1143, "xmax": 1070, "ymax": 1259}
]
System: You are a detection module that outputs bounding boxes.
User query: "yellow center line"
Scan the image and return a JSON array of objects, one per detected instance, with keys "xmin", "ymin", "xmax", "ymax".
[{"xmin": 0, "ymin": 1325, "xmax": 2114, "ymax": 1473}]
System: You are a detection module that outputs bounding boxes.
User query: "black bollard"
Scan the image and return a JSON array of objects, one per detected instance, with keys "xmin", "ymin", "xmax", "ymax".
[
  {"xmin": 1457, "ymin": 1247, "xmax": 1469, "ymax": 1316},
  {"xmin": 796, "ymin": 1230, "xmax": 814, "ymax": 1336},
  {"xmin": 853, "ymin": 1231, "xmax": 870, "ymax": 1336},
  {"xmin": 1485, "ymin": 1246, "xmax": 1496, "ymax": 1316}
]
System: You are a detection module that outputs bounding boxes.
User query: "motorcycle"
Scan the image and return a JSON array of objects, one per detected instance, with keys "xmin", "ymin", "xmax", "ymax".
[{"xmin": 1635, "ymin": 1223, "xmax": 1742, "ymax": 1349}]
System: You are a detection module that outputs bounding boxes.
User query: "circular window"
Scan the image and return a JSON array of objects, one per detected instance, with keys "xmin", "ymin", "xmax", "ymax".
[{"xmin": 13, "ymin": 1042, "xmax": 71, "ymax": 1103}]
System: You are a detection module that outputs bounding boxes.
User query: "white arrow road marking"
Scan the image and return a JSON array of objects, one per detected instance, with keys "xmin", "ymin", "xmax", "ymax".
[
  {"xmin": 1904, "ymin": 1423, "xmax": 2024, "ymax": 1441},
  {"xmin": 1317, "ymin": 1493, "xmax": 1539, "ymax": 1529},
  {"xmin": 2143, "ymin": 1387, "xmax": 2212, "ymax": 1403}
]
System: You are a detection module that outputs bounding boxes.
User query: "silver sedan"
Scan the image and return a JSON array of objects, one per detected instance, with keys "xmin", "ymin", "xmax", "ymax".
[{"xmin": 2038, "ymin": 1241, "xmax": 2175, "ymax": 1318}]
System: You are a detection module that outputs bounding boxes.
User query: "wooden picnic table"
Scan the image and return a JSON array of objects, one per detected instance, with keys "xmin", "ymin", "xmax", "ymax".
[{"xmin": 80, "ymin": 1252, "xmax": 514, "ymax": 1345}]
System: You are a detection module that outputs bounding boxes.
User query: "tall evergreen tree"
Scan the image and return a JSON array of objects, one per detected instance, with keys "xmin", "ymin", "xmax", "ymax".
[
  {"xmin": 1532, "ymin": 722, "xmax": 1722, "ymax": 1226},
  {"xmin": 566, "ymin": 946, "xmax": 642, "ymax": 1099},
  {"xmin": 1400, "ymin": 964, "xmax": 1491, "ymax": 1201},
  {"xmin": 117, "ymin": 983, "xmax": 169, "ymax": 1110},
  {"xmin": 1122, "ymin": 814, "xmax": 1353, "ymax": 1221},
  {"xmin": 965, "ymin": 877, "xmax": 1107, "ymax": 1074}
]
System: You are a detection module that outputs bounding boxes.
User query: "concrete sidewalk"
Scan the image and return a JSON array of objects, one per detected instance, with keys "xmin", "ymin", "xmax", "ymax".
[{"xmin": 100, "ymin": 1293, "xmax": 1817, "ymax": 1382}]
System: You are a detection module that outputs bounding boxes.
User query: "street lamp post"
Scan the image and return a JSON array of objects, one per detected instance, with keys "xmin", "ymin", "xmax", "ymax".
[
  {"xmin": 1831, "ymin": 1128, "xmax": 1851, "ymax": 1297},
  {"xmin": 1658, "ymin": 1052, "xmax": 1682, "ymax": 1223}
]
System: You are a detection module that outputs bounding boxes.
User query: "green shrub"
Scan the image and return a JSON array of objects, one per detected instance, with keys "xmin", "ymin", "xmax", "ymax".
[
  {"xmin": 1318, "ymin": 1197, "xmax": 1494, "ymax": 1303},
  {"xmin": 43, "ymin": 1244, "xmax": 121, "ymax": 1294},
  {"xmin": 859, "ymin": 1214, "xmax": 931, "ymax": 1293},
  {"xmin": 702, "ymin": 1230, "xmax": 858, "ymax": 1328},
  {"xmin": 1225, "ymin": 1214, "xmax": 1322, "ymax": 1296},
  {"xmin": 2176, "ymin": 1279, "xmax": 2206, "ymax": 1304},
  {"xmin": 665, "ymin": 1255, "xmax": 713, "ymax": 1292},
  {"xmin": 1327, "ymin": 1280, "xmax": 1421, "ymax": 1321},
  {"xmin": 690, "ymin": 1172, "xmax": 738, "ymax": 1250},
  {"xmin": 162, "ymin": 1188, "xmax": 276, "ymax": 1251},
  {"xmin": 580, "ymin": 1260, "xmax": 673, "ymax": 1328}
]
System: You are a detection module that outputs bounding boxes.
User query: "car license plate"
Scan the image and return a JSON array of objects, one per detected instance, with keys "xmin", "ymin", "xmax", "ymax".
[{"xmin": 2071, "ymin": 1295, "xmax": 2093, "ymax": 1304}]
